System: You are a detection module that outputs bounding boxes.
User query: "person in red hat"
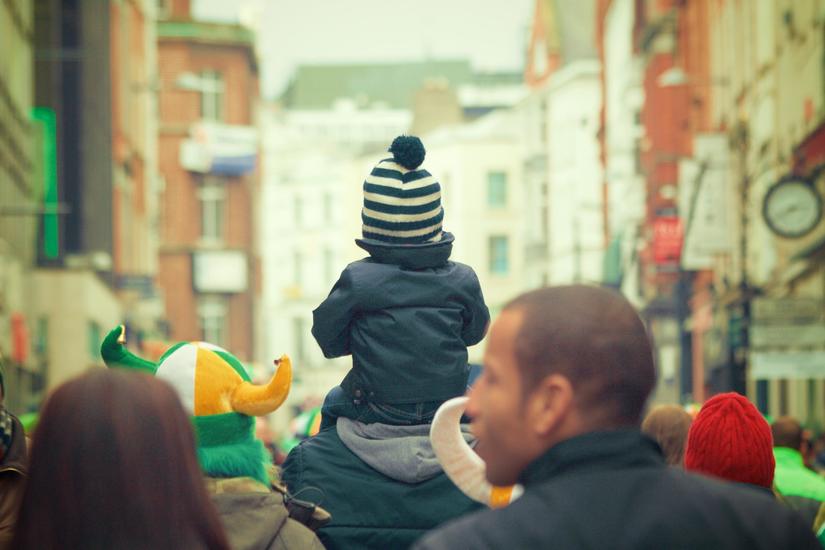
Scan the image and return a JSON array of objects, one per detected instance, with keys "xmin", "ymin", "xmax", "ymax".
[{"xmin": 684, "ymin": 392, "xmax": 775, "ymax": 492}]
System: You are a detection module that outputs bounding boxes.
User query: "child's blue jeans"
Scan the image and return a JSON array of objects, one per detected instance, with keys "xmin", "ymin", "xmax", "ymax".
[{"xmin": 319, "ymin": 385, "xmax": 442, "ymax": 430}]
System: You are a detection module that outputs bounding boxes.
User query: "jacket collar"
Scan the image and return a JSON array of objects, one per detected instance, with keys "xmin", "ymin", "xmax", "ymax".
[
  {"xmin": 519, "ymin": 429, "xmax": 663, "ymax": 487},
  {"xmin": 355, "ymin": 232, "xmax": 454, "ymax": 269},
  {"xmin": 0, "ymin": 414, "xmax": 28, "ymax": 475}
]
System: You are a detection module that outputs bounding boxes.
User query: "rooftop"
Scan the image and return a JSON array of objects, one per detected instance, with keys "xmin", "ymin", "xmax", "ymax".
[
  {"xmin": 158, "ymin": 20, "xmax": 255, "ymax": 48},
  {"xmin": 280, "ymin": 60, "xmax": 522, "ymax": 110}
]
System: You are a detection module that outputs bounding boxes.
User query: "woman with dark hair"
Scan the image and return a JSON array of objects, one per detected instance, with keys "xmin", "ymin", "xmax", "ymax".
[{"xmin": 12, "ymin": 369, "xmax": 231, "ymax": 550}]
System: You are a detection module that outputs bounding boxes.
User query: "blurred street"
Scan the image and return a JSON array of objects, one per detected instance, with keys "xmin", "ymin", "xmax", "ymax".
[{"xmin": 1, "ymin": 0, "xmax": 825, "ymax": 449}]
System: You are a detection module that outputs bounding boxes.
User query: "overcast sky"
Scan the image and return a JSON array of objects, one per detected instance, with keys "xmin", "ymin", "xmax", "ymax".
[{"xmin": 194, "ymin": 0, "xmax": 534, "ymax": 98}]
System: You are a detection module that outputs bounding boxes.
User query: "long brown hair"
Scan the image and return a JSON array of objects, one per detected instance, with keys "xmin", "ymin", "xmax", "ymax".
[{"xmin": 13, "ymin": 369, "xmax": 230, "ymax": 550}]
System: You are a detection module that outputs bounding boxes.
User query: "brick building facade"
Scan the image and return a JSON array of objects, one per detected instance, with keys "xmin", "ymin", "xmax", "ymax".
[{"xmin": 156, "ymin": 0, "xmax": 259, "ymax": 361}]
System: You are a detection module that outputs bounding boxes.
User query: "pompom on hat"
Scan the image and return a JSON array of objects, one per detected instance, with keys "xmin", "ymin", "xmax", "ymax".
[
  {"xmin": 101, "ymin": 326, "xmax": 291, "ymax": 485},
  {"xmin": 361, "ymin": 135, "xmax": 444, "ymax": 244},
  {"xmin": 684, "ymin": 392, "xmax": 775, "ymax": 489}
]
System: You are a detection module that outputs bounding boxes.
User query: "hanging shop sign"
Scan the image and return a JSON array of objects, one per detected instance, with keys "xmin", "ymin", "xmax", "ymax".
[
  {"xmin": 652, "ymin": 216, "xmax": 683, "ymax": 265},
  {"xmin": 180, "ymin": 121, "xmax": 258, "ymax": 176},
  {"xmin": 750, "ymin": 351, "xmax": 825, "ymax": 380},
  {"xmin": 678, "ymin": 134, "xmax": 732, "ymax": 270},
  {"xmin": 750, "ymin": 297, "xmax": 825, "ymax": 348}
]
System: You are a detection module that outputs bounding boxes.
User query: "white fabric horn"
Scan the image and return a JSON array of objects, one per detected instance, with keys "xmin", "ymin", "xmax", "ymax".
[{"xmin": 429, "ymin": 396, "xmax": 523, "ymax": 508}]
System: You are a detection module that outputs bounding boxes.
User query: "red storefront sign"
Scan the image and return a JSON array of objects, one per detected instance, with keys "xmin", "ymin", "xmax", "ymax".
[
  {"xmin": 11, "ymin": 312, "xmax": 29, "ymax": 365},
  {"xmin": 652, "ymin": 217, "xmax": 684, "ymax": 265}
]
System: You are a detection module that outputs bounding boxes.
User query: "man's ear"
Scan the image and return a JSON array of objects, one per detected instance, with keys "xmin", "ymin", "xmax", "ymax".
[{"xmin": 527, "ymin": 374, "xmax": 574, "ymax": 436}]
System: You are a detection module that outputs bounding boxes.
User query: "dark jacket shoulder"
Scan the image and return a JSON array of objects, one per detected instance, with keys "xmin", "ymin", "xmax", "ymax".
[
  {"xmin": 0, "ymin": 415, "xmax": 28, "ymax": 550},
  {"xmin": 207, "ymin": 477, "xmax": 323, "ymax": 550},
  {"xmin": 282, "ymin": 426, "xmax": 480, "ymax": 550},
  {"xmin": 415, "ymin": 431, "xmax": 820, "ymax": 550}
]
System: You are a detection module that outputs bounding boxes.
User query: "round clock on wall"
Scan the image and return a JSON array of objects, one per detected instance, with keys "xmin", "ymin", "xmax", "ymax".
[{"xmin": 762, "ymin": 176, "xmax": 823, "ymax": 239}]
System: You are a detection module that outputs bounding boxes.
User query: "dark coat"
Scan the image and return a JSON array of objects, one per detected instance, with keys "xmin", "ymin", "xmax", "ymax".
[
  {"xmin": 414, "ymin": 430, "xmax": 821, "ymax": 550},
  {"xmin": 281, "ymin": 425, "xmax": 481, "ymax": 550},
  {"xmin": 312, "ymin": 233, "xmax": 489, "ymax": 404},
  {"xmin": 0, "ymin": 414, "xmax": 27, "ymax": 550}
]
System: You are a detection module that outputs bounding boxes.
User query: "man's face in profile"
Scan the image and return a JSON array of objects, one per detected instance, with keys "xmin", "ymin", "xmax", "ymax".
[{"xmin": 466, "ymin": 309, "xmax": 535, "ymax": 486}]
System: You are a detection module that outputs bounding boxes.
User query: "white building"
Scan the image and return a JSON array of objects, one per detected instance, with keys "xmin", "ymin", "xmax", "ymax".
[
  {"xmin": 602, "ymin": 0, "xmax": 646, "ymax": 306},
  {"xmin": 519, "ymin": 0, "xmax": 605, "ymax": 289},
  {"xmin": 260, "ymin": 117, "xmax": 356, "ymax": 416},
  {"xmin": 422, "ymin": 111, "xmax": 525, "ymax": 361},
  {"xmin": 545, "ymin": 60, "xmax": 604, "ymax": 285}
]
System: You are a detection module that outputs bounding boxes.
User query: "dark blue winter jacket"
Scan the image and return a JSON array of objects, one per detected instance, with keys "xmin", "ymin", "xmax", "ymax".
[{"xmin": 311, "ymin": 233, "xmax": 489, "ymax": 404}]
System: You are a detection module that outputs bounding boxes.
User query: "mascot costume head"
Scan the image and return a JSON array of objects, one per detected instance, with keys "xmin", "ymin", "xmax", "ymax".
[{"xmin": 101, "ymin": 326, "xmax": 291, "ymax": 486}]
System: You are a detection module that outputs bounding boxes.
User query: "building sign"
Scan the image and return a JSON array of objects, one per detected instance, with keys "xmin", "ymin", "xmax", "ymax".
[
  {"xmin": 749, "ymin": 297, "xmax": 825, "ymax": 348},
  {"xmin": 750, "ymin": 324, "xmax": 825, "ymax": 348},
  {"xmin": 678, "ymin": 134, "xmax": 732, "ymax": 270},
  {"xmin": 652, "ymin": 216, "xmax": 683, "ymax": 265},
  {"xmin": 749, "ymin": 298, "xmax": 825, "ymax": 377},
  {"xmin": 750, "ymin": 351, "xmax": 825, "ymax": 380},
  {"xmin": 752, "ymin": 298, "xmax": 824, "ymax": 324},
  {"xmin": 192, "ymin": 250, "xmax": 248, "ymax": 293},
  {"xmin": 180, "ymin": 121, "xmax": 258, "ymax": 176}
]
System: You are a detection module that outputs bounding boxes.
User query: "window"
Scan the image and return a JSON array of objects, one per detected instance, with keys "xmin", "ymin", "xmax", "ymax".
[
  {"xmin": 198, "ymin": 182, "xmax": 225, "ymax": 243},
  {"xmin": 293, "ymin": 317, "xmax": 306, "ymax": 362},
  {"xmin": 200, "ymin": 70, "xmax": 224, "ymax": 121},
  {"xmin": 198, "ymin": 298, "xmax": 227, "ymax": 347},
  {"xmin": 489, "ymin": 235, "xmax": 509, "ymax": 275},
  {"xmin": 487, "ymin": 172, "xmax": 507, "ymax": 208}
]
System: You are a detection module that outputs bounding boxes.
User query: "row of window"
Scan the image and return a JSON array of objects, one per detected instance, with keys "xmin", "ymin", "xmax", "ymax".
[
  {"xmin": 293, "ymin": 193, "xmax": 336, "ymax": 227},
  {"xmin": 289, "ymin": 171, "xmax": 509, "ymax": 230},
  {"xmin": 292, "ymin": 249, "xmax": 337, "ymax": 286}
]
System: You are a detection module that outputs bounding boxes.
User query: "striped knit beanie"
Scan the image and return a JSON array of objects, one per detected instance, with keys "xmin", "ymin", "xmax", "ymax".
[
  {"xmin": 684, "ymin": 392, "xmax": 775, "ymax": 489},
  {"xmin": 362, "ymin": 135, "xmax": 444, "ymax": 244}
]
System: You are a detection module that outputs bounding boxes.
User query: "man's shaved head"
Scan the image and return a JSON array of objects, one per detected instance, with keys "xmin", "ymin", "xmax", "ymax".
[
  {"xmin": 771, "ymin": 416, "xmax": 803, "ymax": 450},
  {"xmin": 504, "ymin": 285, "xmax": 656, "ymax": 428}
]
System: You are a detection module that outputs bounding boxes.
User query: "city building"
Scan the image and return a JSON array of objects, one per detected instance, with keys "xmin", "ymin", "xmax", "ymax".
[
  {"xmin": 156, "ymin": 0, "xmax": 260, "ymax": 364},
  {"xmin": 597, "ymin": 0, "xmax": 646, "ymax": 309},
  {"xmin": 705, "ymin": 0, "xmax": 825, "ymax": 424},
  {"xmin": 521, "ymin": 0, "xmax": 605, "ymax": 292},
  {"xmin": 423, "ymin": 110, "xmax": 526, "ymax": 336},
  {"xmin": 3, "ymin": 0, "xmax": 161, "ymax": 411},
  {"xmin": 545, "ymin": 60, "xmax": 604, "ymax": 286},
  {"xmin": 110, "ymin": 0, "xmax": 163, "ymax": 349},
  {"xmin": 596, "ymin": 0, "xmax": 714, "ymax": 405},
  {"xmin": 0, "ymin": 0, "xmax": 38, "ymax": 413}
]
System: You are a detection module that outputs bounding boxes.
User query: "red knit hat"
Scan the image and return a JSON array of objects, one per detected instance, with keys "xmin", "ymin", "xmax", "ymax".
[{"xmin": 684, "ymin": 392, "xmax": 775, "ymax": 489}]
